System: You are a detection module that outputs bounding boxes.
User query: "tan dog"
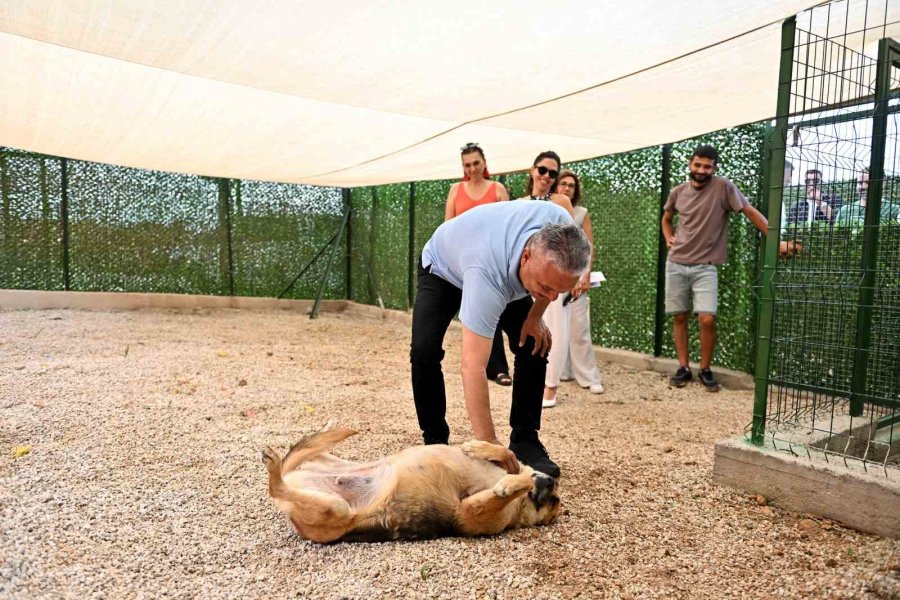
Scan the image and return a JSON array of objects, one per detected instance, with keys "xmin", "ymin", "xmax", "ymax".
[{"xmin": 262, "ymin": 424, "xmax": 561, "ymax": 543}]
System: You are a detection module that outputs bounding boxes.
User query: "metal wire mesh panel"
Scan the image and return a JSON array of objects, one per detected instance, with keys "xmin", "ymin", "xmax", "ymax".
[
  {"xmin": 759, "ymin": 2, "xmax": 899, "ymax": 478},
  {"xmin": 231, "ymin": 179, "xmax": 344, "ymax": 299},
  {"xmin": 0, "ymin": 149, "xmax": 64, "ymax": 290}
]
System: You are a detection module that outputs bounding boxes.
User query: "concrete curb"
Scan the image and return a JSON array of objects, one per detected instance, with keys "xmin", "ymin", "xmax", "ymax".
[{"xmin": 714, "ymin": 435, "xmax": 900, "ymax": 538}]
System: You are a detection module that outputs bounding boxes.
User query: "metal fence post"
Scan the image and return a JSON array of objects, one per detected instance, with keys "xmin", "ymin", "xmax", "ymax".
[
  {"xmin": 367, "ymin": 187, "xmax": 380, "ymax": 304},
  {"xmin": 653, "ymin": 144, "xmax": 672, "ymax": 357},
  {"xmin": 751, "ymin": 17, "xmax": 795, "ymax": 444},
  {"xmin": 311, "ymin": 203, "xmax": 351, "ymax": 319},
  {"xmin": 750, "ymin": 125, "xmax": 773, "ymax": 372},
  {"xmin": 850, "ymin": 38, "xmax": 898, "ymax": 416},
  {"xmin": 408, "ymin": 181, "xmax": 416, "ymax": 309},
  {"xmin": 61, "ymin": 157, "xmax": 70, "ymax": 291},
  {"xmin": 344, "ymin": 188, "xmax": 353, "ymax": 300},
  {"xmin": 0, "ymin": 149, "xmax": 9, "ymax": 221},
  {"xmin": 218, "ymin": 178, "xmax": 235, "ymax": 296}
]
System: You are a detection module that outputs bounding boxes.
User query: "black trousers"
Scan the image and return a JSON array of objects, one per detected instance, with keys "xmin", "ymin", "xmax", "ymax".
[
  {"xmin": 486, "ymin": 327, "xmax": 510, "ymax": 379},
  {"xmin": 410, "ymin": 262, "xmax": 546, "ymax": 444}
]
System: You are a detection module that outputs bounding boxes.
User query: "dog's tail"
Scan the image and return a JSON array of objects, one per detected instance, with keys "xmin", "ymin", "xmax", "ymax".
[{"xmin": 281, "ymin": 421, "xmax": 358, "ymax": 474}]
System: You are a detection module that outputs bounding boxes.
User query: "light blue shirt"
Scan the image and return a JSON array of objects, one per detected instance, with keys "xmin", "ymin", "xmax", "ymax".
[{"xmin": 421, "ymin": 201, "xmax": 572, "ymax": 337}]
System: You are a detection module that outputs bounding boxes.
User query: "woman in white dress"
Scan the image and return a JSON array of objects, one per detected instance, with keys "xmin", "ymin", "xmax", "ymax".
[{"xmin": 541, "ymin": 169, "xmax": 604, "ymax": 408}]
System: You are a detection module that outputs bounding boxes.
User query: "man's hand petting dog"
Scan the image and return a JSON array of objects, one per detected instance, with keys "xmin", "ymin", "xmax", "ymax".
[{"xmin": 475, "ymin": 438, "xmax": 519, "ymax": 474}]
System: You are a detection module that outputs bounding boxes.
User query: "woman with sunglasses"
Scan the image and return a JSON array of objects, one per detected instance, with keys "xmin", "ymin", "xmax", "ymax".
[
  {"xmin": 516, "ymin": 151, "xmax": 577, "ymax": 408},
  {"xmin": 549, "ymin": 170, "xmax": 604, "ymax": 406},
  {"xmin": 445, "ymin": 143, "xmax": 513, "ymax": 386},
  {"xmin": 518, "ymin": 151, "xmax": 575, "ymax": 217}
]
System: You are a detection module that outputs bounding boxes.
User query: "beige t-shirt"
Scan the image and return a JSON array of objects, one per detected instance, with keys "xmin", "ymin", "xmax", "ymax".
[{"xmin": 664, "ymin": 176, "xmax": 748, "ymax": 266}]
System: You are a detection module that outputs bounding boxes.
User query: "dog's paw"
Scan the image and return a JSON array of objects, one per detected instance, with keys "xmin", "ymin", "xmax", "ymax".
[
  {"xmin": 492, "ymin": 474, "xmax": 532, "ymax": 498},
  {"xmin": 461, "ymin": 440, "xmax": 490, "ymax": 457},
  {"xmin": 492, "ymin": 481, "xmax": 513, "ymax": 497},
  {"xmin": 462, "ymin": 440, "xmax": 505, "ymax": 463},
  {"xmin": 261, "ymin": 446, "xmax": 281, "ymax": 470}
]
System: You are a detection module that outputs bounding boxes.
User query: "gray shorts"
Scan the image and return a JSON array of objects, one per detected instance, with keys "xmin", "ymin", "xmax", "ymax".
[{"xmin": 665, "ymin": 261, "xmax": 718, "ymax": 315}]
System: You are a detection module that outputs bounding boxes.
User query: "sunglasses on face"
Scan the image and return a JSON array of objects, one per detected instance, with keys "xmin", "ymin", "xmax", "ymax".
[{"xmin": 536, "ymin": 166, "xmax": 559, "ymax": 179}]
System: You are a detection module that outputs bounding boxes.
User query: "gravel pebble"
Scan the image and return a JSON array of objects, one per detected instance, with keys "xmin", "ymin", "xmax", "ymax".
[{"xmin": 1, "ymin": 308, "xmax": 897, "ymax": 600}]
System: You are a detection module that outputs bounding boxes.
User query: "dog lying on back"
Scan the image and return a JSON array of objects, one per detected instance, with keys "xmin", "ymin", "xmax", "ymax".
[{"xmin": 262, "ymin": 423, "xmax": 561, "ymax": 543}]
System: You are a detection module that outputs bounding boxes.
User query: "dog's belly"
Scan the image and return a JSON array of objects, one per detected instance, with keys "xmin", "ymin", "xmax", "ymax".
[{"xmin": 285, "ymin": 463, "xmax": 389, "ymax": 509}]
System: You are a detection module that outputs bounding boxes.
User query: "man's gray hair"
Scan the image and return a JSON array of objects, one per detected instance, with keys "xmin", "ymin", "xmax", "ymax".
[{"xmin": 527, "ymin": 223, "xmax": 591, "ymax": 275}]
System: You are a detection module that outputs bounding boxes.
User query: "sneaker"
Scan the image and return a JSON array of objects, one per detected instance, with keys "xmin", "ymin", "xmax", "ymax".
[
  {"xmin": 699, "ymin": 368, "xmax": 721, "ymax": 392},
  {"xmin": 670, "ymin": 366, "xmax": 693, "ymax": 387},
  {"xmin": 509, "ymin": 435, "xmax": 561, "ymax": 479},
  {"xmin": 587, "ymin": 383, "xmax": 605, "ymax": 394}
]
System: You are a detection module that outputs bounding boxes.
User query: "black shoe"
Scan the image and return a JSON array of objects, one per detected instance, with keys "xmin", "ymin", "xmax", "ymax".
[
  {"xmin": 699, "ymin": 368, "xmax": 720, "ymax": 392},
  {"xmin": 422, "ymin": 431, "xmax": 449, "ymax": 445},
  {"xmin": 670, "ymin": 366, "xmax": 693, "ymax": 387},
  {"xmin": 509, "ymin": 435, "xmax": 560, "ymax": 479}
]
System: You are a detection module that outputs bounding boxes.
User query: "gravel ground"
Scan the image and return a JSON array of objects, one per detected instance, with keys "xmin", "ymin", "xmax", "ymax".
[{"xmin": 1, "ymin": 307, "xmax": 898, "ymax": 600}]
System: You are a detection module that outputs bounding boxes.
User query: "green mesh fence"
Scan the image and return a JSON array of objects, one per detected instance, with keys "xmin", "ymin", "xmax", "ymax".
[
  {"xmin": 0, "ymin": 148, "xmax": 345, "ymax": 300},
  {"xmin": 349, "ymin": 184, "xmax": 410, "ymax": 310},
  {"xmin": 0, "ymin": 150, "xmax": 64, "ymax": 290},
  {"xmin": 411, "ymin": 179, "xmax": 455, "ymax": 306},
  {"xmin": 231, "ymin": 179, "xmax": 345, "ymax": 299},
  {"xmin": 575, "ymin": 147, "xmax": 662, "ymax": 356},
  {"xmin": 66, "ymin": 160, "xmax": 224, "ymax": 294}
]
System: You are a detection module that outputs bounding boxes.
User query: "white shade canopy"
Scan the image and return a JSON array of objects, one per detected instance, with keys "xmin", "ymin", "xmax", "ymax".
[{"xmin": 1, "ymin": 0, "xmax": 894, "ymax": 187}]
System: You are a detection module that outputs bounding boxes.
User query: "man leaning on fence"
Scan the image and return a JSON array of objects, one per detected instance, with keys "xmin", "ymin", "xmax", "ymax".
[
  {"xmin": 410, "ymin": 201, "xmax": 591, "ymax": 479},
  {"xmin": 661, "ymin": 145, "xmax": 769, "ymax": 392}
]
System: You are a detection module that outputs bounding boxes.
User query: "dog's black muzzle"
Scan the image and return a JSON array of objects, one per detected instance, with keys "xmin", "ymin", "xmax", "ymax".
[{"xmin": 530, "ymin": 472, "xmax": 557, "ymax": 508}]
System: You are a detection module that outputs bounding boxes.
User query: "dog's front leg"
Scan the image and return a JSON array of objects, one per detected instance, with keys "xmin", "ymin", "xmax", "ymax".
[{"xmin": 457, "ymin": 473, "xmax": 534, "ymax": 536}]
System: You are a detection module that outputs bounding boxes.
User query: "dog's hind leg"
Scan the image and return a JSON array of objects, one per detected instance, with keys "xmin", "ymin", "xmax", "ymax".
[
  {"xmin": 456, "ymin": 472, "xmax": 535, "ymax": 536},
  {"xmin": 262, "ymin": 446, "xmax": 354, "ymax": 542},
  {"xmin": 281, "ymin": 427, "xmax": 358, "ymax": 473}
]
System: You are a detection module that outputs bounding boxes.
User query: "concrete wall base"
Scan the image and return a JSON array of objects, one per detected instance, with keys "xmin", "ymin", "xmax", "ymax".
[
  {"xmin": 714, "ymin": 436, "xmax": 900, "ymax": 538},
  {"xmin": 0, "ymin": 289, "xmax": 752, "ymax": 389}
]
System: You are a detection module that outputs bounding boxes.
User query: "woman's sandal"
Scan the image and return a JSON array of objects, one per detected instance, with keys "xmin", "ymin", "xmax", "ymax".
[{"xmin": 492, "ymin": 373, "xmax": 512, "ymax": 386}]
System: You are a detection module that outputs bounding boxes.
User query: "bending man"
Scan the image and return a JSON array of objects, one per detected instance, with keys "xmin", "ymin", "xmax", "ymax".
[{"xmin": 411, "ymin": 201, "xmax": 591, "ymax": 478}]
